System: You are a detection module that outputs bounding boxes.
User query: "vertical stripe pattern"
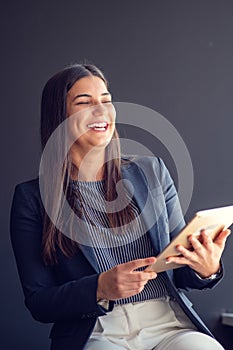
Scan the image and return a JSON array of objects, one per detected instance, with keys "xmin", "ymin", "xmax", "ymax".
[{"xmin": 71, "ymin": 180, "xmax": 168, "ymax": 304}]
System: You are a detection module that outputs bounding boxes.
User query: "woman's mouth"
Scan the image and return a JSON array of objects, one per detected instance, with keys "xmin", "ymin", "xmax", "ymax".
[{"xmin": 87, "ymin": 122, "xmax": 108, "ymax": 131}]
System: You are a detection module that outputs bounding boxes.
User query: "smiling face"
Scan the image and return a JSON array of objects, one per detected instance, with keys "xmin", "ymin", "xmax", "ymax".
[{"xmin": 66, "ymin": 75, "xmax": 116, "ymax": 155}]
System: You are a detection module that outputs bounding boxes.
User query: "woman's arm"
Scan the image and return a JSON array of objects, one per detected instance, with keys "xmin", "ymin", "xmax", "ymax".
[
  {"xmin": 10, "ymin": 182, "xmax": 111, "ymax": 323},
  {"xmin": 158, "ymin": 158, "xmax": 228, "ymax": 290}
]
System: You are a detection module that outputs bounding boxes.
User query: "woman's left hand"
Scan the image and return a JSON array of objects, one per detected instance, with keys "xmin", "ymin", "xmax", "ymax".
[{"xmin": 166, "ymin": 229, "xmax": 231, "ymax": 278}]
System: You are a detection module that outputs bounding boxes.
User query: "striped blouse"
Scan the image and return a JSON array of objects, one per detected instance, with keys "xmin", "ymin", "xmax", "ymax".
[{"xmin": 71, "ymin": 180, "xmax": 168, "ymax": 304}]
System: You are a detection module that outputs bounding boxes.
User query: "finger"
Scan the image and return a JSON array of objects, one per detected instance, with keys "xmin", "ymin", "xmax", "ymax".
[
  {"xmin": 166, "ymin": 243, "xmax": 196, "ymax": 265},
  {"xmin": 122, "ymin": 285, "xmax": 145, "ymax": 297},
  {"xmin": 166, "ymin": 255, "xmax": 190, "ymax": 266},
  {"xmin": 200, "ymin": 230, "xmax": 213, "ymax": 250},
  {"xmin": 121, "ymin": 257, "xmax": 157, "ymax": 272},
  {"xmin": 132, "ymin": 271, "xmax": 157, "ymax": 281},
  {"xmin": 214, "ymin": 229, "xmax": 231, "ymax": 248},
  {"xmin": 117, "ymin": 276, "xmax": 149, "ymax": 293},
  {"xmin": 188, "ymin": 235, "xmax": 204, "ymax": 256},
  {"xmin": 175, "ymin": 243, "xmax": 198, "ymax": 261}
]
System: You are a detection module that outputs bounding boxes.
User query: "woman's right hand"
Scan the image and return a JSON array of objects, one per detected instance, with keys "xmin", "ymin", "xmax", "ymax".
[{"xmin": 97, "ymin": 257, "xmax": 157, "ymax": 301}]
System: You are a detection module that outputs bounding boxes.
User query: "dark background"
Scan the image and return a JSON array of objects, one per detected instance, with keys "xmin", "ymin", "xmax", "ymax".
[{"xmin": 1, "ymin": 0, "xmax": 233, "ymax": 349}]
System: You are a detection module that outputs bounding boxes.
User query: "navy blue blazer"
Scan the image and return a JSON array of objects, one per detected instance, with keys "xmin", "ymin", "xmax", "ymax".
[{"xmin": 10, "ymin": 156, "xmax": 223, "ymax": 350}]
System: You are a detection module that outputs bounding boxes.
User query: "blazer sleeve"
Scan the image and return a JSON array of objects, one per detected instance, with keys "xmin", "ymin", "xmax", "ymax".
[
  {"xmin": 10, "ymin": 182, "xmax": 112, "ymax": 324},
  {"xmin": 158, "ymin": 158, "xmax": 224, "ymax": 290}
]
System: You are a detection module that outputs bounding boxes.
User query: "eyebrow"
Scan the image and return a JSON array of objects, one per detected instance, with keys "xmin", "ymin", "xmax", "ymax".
[{"xmin": 72, "ymin": 92, "xmax": 111, "ymax": 102}]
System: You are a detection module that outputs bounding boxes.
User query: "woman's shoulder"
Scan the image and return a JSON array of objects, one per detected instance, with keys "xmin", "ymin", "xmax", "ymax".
[
  {"xmin": 121, "ymin": 154, "xmax": 165, "ymax": 169},
  {"xmin": 13, "ymin": 177, "xmax": 43, "ymax": 214},
  {"xmin": 121, "ymin": 155, "xmax": 170, "ymax": 188},
  {"xmin": 14, "ymin": 177, "xmax": 40, "ymax": 197},
  {"xmin": 10, "ymin": 178, "xmax": 44, "ymax": 243}
]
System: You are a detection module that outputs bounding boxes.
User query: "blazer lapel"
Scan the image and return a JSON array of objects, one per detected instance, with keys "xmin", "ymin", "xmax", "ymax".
[
  {"xmin": 122, "ymin": 163, "xmax": 162, "ymax": 256},
  {"xmin": 79, "ymin": 244, "xmax": 100, "ymax": 273}
]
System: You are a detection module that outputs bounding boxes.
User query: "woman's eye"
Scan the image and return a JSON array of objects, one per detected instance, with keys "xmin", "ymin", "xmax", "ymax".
[
  {"xmin": 102, "ymin": 101, "xmax": 112, "ymax": 104},
  {"xmin": 75, "ymin": 101, "xmax": 90, "ymax": 105}
]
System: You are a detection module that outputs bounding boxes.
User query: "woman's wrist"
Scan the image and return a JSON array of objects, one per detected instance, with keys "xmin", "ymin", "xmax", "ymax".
[
  {"xmin": 97, "ymin": 273, "xmax": 106, "ymax": 301},
  {"xmin": 194, "ymin": 263, "xmax": 222, "ymax": 280}
]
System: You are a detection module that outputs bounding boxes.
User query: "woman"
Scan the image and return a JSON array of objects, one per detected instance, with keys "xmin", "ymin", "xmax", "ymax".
[{"xmin": 10, "ymin": 63, "xmax": 230, "ymax": 350}]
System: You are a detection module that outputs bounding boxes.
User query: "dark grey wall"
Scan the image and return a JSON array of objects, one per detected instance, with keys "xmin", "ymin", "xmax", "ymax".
[{"xmin": 1, "ymin": 1, "xmax": 233, "ymax": 349}]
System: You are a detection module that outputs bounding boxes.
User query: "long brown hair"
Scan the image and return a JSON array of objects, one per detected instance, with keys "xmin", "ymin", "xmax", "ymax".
[{"xmin": 40, "ymin": 64, "xmax": 135, "ymax": 264}]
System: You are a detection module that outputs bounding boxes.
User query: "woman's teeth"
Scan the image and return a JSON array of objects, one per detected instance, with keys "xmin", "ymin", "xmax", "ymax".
[{"xmin": 87, "ymin": 122, "xmax": 108, "ymax": 130}]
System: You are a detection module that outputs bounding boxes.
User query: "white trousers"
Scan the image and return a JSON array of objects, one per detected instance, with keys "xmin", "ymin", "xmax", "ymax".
[{"xmin": 84, "ymin": 297, "xmax": 224, "ymax": 350}]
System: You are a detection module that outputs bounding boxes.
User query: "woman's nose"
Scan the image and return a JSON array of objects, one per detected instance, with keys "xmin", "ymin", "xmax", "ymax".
[{"xmin": 92, "ymin": 103, "xmax": 106, "ymax": 116}]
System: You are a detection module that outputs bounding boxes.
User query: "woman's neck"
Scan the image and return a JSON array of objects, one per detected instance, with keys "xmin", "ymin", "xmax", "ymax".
[{"xmin": 70, "ymin": 147, "xmax": 105, "ymax": 182}]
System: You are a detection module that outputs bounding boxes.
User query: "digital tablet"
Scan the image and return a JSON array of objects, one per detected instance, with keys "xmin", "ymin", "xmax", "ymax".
[{"xmin": 145, "ymin": 205, "xmax": 233, "ymax": 273}]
